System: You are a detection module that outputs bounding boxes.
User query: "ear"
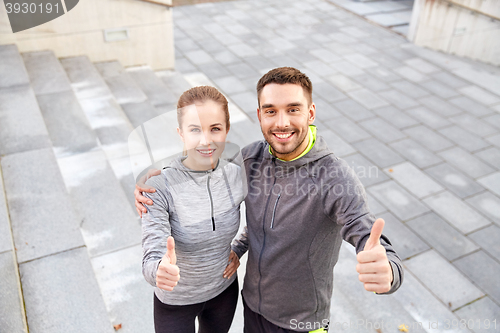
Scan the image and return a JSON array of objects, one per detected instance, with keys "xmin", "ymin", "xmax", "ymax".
[
  {"xmin": 257, "ymin": 108, "xmax": 262, "ymax": 123},
  {"xmin": 308, "ymin": 102, "xmax": 316, "ymax": 125},
  {"xmin": 177, "ymin": 127, "xmax": 184, "ymax": 142}
]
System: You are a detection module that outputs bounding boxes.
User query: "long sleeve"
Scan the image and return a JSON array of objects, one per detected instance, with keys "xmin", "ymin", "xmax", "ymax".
[
  {"xmin": 231, "ymin": 225, "xmax": 249, "ymax": 258},
  {"xmin": 323, "ymin": 159, "xmax": 403, "ymax": 294},
  {"xmin": 141, "ymin": 176, "xmax": 171, "ymax": 287}
]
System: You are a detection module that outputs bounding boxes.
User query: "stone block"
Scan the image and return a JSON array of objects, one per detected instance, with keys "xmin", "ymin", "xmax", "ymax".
[
  {"xmin": 360, "ymin": 117, "xmax": 406, "ymax": 143},
  {"xmin": 341, "ymin": 153, "xmax": 389, "ymax": 187},
  {"xmin": 20, "ymin": 247, "xmax": 114, "ymax": 333},
  {"xmin": 372, "ymin": 106, "xmax": 419, "ymax": 129},
  {"xmin": 313, "ymin": 81, "xmax": 347, "ymax": 103},
  {"xmin": 402, "ymin": 125, "xmax": 454, "ymax": 152},
  {"xmin": 393, "ymin": 66, "xmax": 429, "ymax": 82},
  {"xmin": 228, "ymin": 43, "xmax": 259, "ymax": 58},
  {"xmin": 91, "ymin": 245, "xmax": 155, "ymax": 332},
  {"xmin": 418, "ymin": 95, "xmax": 462, "ymax": 117},
  {"xmin": 465, "ymin": 191, "xmax": 500, "ymax": 226},
  {"xmin": 351, "ymin": 74, "xmax": 390, "ymax": 92},
  {"xmin": 0, "ymin": 251, "xmax": 26, "ymax": 332},
  {"xmin": 455, "ymin": 297, "xmax": 500, "ymax": 333},
  {"xmin": 390, "ymin": 138, "xmax": 442, "ymax": 168},
  {"xmin": 379, "ymin": 89, "xmax": 419, "ymax": 110},
  {"xmin": 459, "ymin": 86, "xmax": 500, "ymax": 106},
  {"xmin": 449, "ymin": 114, "xmax": 498, "ymax": 138},
  {"xmin": 406, "ymin": 213, "xmax": 479, "ymax": 261},
  {"xmin": 449, "ymin": 96, "xmax": 495, "ymax": 117},
  {"xmin": 405, "ymin": 107, "xmax": 451, "ymax": 129},
  {"xmin": 469, "ymin": 225, "xmax": 500, "ymax": 260},
  {"xmin": 330, "ymin": 61, "xmax": 365, "ymax": 77},
  {"xmin": 22, "ymin": 51, "xmax": 71, "ymax": 95},
  {"xmin": 57, "ymin": 150, "xmax": 141, "ymax": 258},
  {"xmin": 127, "ymin": 67, "xmax": 177, "ymax": 107},
  {"xmin": 325, "ymin": 116, "xmax": 373, "ymax": 143},
  {"xmin": 335, "ymin": 99, "xmax": 374, "ymax": 121},
  {"xmin": 424, "ymin": 163, "xmax": 484, "ymax": 199},
  {"xmin": 404, "ymin": 250, "xmax": 483, "ymax": 311},
  {"xmin": 0, "ymin": 44, "xmax": 29, "ymax": 88},
  {"xmin": 419, "ymin": 80, "xmax": 460, "ymax": 99},
  {"xmin": 438, "ymin": 147, "xmax": 495, "ymax": 179},
  {"xmin": 213, "ymin": 76, "xmax": 248, "ymax": 95},
  {"xmin": 319, "ymin": 128, "xmax": 356, "ymax": 158},
  {"xmin": 384, "ymin": 162, "xmax": 443, "ymax": 198},
  {"xmin": 1, "ymin": 148, "xmax": 84, "ymax": 263},
  {"xmin": 454, "ymin": 251, "xmax": 500, "ymax": 304},
  {"xmin": 327, "ymin": 74, "xmax": 362, "ymax": 92},
  {"xmin": 0, "ymin": 173, "xmax": 12, "ymax": 254},
  {"xmin": 354, "ymin": 138, "xmax": 405, "ymax": 168},
  {"xmin": 423, "ymin": 191, "xmax": 491, "ymax": 234},
  {"xmin": 95, "ymin": 61, "xmax": 148, "ymax": 105},
  {"xmin": 404, "ymin": 58, "xmax": 439, "ymax": 74},
  {"xmin": 36, "ymin": 91, "xmax": 97, "ymax": 157},
  {"xmin": 431, "ymin": 72, "xmax": 468, "ymax": 89},
  {"xmin": 368, "ymin": 181, "xmax": 430, "ymax": 221},
  {"xmin": 438, "ymin": 126, "xmax": 490, "ymax": 152},
  {"xmin": 347, "ymin": 89, "xmax": 389, "ymax": 110},
  {"xmin": 0, "ymin": 85, "xmax": 51, "ymax": 155},
  {"xmin": 477, "ymin": 172, "xmax": 500, "ymax": 197}
]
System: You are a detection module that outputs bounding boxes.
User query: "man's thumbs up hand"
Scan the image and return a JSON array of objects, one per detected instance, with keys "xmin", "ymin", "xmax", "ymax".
[
  {"xmin": 156, "ymin": 236, "xmax": 180, "ymax": 291},
  {"xmin": 356, "ymin": 218, "xmax": 393, "ymax": 294}
]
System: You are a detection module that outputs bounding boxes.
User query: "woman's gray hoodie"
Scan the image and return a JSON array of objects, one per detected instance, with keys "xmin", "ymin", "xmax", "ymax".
[{"xmin": 142, "ymin": 156, "xmax": 245, "ymax": 305}]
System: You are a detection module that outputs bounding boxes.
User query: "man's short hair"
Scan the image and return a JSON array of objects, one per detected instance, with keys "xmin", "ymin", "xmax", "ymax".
[{"xmin": 256, "ymin": 67, "xmax": 313, "ymax": 106}]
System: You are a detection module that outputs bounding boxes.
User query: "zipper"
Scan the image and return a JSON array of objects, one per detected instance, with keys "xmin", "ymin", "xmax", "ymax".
[
  {"xmin": 270, "ymin": 194, "xmax": 281, "ymax": 229},
  {"xmin": 207, "ymin": 174, "xmax": 215, "ymax": 231},
  {"xmin": 257, "ymin": 158, "xmax": 276, "ymax": 313}
]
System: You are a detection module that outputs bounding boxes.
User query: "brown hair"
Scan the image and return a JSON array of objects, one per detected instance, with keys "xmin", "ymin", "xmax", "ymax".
[
  {"xmin": 256, "ymin": 67, "xmax": 313, "ymax": 106},
  {"xmin": 177, "ymin": 86, "xmax": 230, "ymax": 131}
]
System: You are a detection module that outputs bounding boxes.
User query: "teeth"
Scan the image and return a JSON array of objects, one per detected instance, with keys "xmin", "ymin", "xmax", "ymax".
[
  {"xmin": 275, "ymin": 133, "xmax": 292, "ymax": 139},
  {"xmin": 198, "ymin": 149, "xmax": 214, "ymax": 154}
]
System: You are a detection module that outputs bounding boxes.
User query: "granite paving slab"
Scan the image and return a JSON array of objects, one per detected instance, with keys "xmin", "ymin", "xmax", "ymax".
[
  {"xmin": 402, "ymin": 125, "xmax": 454, "ymax": 152},
  {"xmin": 469, "ymin": 225, "xmax": 500, "ymax": 261},
  {"xmin": 0, "ymin": 251, "xmax": 26, "ymax": 333},
  {"xmin": 1, "ymin": 148, "xmax": 84, "ymax": 263},
  {"xmin": 0, "ymin": 170, "xmax": 12, "ymax": 254},
  {"xmin": 406, "ymin": 213, "xmax": 479, "ymax": 261},
  {"xmin": 454, "ymin": 297, "xmax": 500, "ymax": 333},
  {"xmin": 390, "ymin": 138, "xmax": 443, "ymax": 168},
  {"xmin": 22, "ymin": 51, "xmax": 72, "ymax": 95},
  {"xmin": 477, "ymin": 172, "xmax": 500, "ymax": 197},
  {"xmin": 438, "ymin": 147, "xmax": 495, "ymax": 179},
  {"xmin": 0, "ymin": 44, "xmax": 30, "ymax": 88},
  {"xmin": 465, "ymin": 191, "xmax": 500, "ymax": 226},
  {"xmin": 404, "ymin": 250, "xmax": 484, "ymax": 311},
  {"xmin": 423, "ymin": 191, "xmax": 491, "ymax": 234},
  {"xmin": 354, "ymin": 138, "xmax": 406, "ymax": 168},
  {"xmin": 20, "ymin": 247, "xmax": 114, "ymax": 333},
  {"xmin": 367, "ymin": 181, "xmax": 430, "ymax": 221},
  {"xmin": 383, "ymin": 162, "xmax": 443, "ymax": 198},
  {"xmin": 342, "ymin": 153, "xmax": 389, "ymax": 187},
  {"xmin": 424, "ymin": 163, "xmax": 485, "ymax": 199}
]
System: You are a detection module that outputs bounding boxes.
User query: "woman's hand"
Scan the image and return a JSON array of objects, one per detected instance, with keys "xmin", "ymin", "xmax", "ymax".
[
  {"xmin": 156, "ymin": 236, "xmax": 180, "ymax": 291},
  {"xmin": 135, "ymin": 168, "xmax": 161, "ymax": 217},
  {"xmin": 223, "ymin": 250, "xmax": 240, "ymax": 279}
]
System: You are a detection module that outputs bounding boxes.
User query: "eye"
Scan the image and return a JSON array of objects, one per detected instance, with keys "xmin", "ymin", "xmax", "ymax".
[
  {"xmin": 265, "ymin": 109, "xmax": 275, "ymax": 114},
  {"xmin": 190, "ymin": 128, "xmax": 201, "ymax": 132},
  {"xmin": 212, "ymin": 127, "xmax": 221, "ymax": 131},
  {"xmin": 289, "ymin": 108, "xmax": 299, "ymax": 112}
]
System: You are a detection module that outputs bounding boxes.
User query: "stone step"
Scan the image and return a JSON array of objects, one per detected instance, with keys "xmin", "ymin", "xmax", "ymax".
[
  {"xmin": 56, "ymin": 150, "xmax": 141, "ymax": 258},
  {"xmin": 60, "ymin": 56, "xmax": 134, "ymax": 155},
  {"xmin": 126, "ymin": 65, "xmax": 178, "ymax": 112},
  {"xmin": 0, "ymin": 168, "xmax": 27, "ymax": 333},
  {"xmin": 60, "ymin": 56, "xmax": 138, "ymax": 208},
  {"xmin": 0, "ymin": 46, "xmax": 52, "ymax": 156},
  {"xmin": 0, "ymin": 44, "xmax": 30, "ymax": 89},
  {"xmin": 1, "ymin": 148, "xmax": 113, "ymax": 331},
  {"xmin": 21, "ymin": 50, "xmax": 98, "ymax": 158},
  {"xmin": 20, "ymin": 247, "xmax": 115, "ymax": 333},
  {"xmin": 95, "ymin": 61, "xmax": 159, "ymax": 128},
  {"xmin": 156, "ymin": 69, "xmax": 192, "ymax": 98}
]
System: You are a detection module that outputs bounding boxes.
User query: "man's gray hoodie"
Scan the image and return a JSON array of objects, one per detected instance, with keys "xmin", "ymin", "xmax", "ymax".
[
  {"xmin": 142, "ymin": 156, "xmax": 245, "ymax": 305},
  {"xmin": 232, "ymin": 135, "xmax": 403, "ymax": 330}
]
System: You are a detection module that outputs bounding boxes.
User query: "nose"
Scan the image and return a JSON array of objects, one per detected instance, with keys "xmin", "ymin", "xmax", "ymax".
[
  {"xmin": 276, "ymin": 111, "xmax": 290, "ymax": 129},
  {"xmin": 199, "ymin": 130, "xmax": 211, "ymax": 146}
]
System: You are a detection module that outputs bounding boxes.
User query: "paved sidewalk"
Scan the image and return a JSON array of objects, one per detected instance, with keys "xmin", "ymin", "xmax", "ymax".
[{"xmin": 171, "ymin": 0, "xmax": 500, "ymax": 331}]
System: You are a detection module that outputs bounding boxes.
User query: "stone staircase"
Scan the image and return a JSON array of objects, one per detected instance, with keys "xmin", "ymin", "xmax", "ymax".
[{"xmin": 0, "ymin": 43, "xmax": 258, "ymax": 333}]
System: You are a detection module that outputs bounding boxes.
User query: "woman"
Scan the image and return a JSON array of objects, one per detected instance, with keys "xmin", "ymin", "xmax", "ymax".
[{"xmin": 141, "ymin": 86, "xmax": 245, "ymax": 333}]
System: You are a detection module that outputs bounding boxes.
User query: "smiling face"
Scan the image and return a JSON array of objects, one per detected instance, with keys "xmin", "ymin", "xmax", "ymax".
[
  {"xmin": 177, "ymin": 100, "xmax": 228, "ymax": 171},
  {"xmin": 257, "ymin": 83, "xmax": 315, "ymax": 161}
]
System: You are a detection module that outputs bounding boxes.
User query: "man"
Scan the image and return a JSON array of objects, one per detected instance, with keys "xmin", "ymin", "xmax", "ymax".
[{"xmin": 135, "ymin": 67, "xmax": 403, "ymax": 332}]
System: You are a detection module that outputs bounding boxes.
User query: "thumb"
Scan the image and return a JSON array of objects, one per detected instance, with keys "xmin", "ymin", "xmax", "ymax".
[
  {"xmin": 364, "ymin": 218, "xmax": 385, "ymax": 251},
  {"xmin": 166, "ymin": 236, "xmax": 177, "ymax": 265}
]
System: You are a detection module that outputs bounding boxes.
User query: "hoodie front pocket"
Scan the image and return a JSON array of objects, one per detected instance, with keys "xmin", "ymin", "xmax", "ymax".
[{"xmin": 270, "ymin": 194, "xmax": 281, "ymax": 229}]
